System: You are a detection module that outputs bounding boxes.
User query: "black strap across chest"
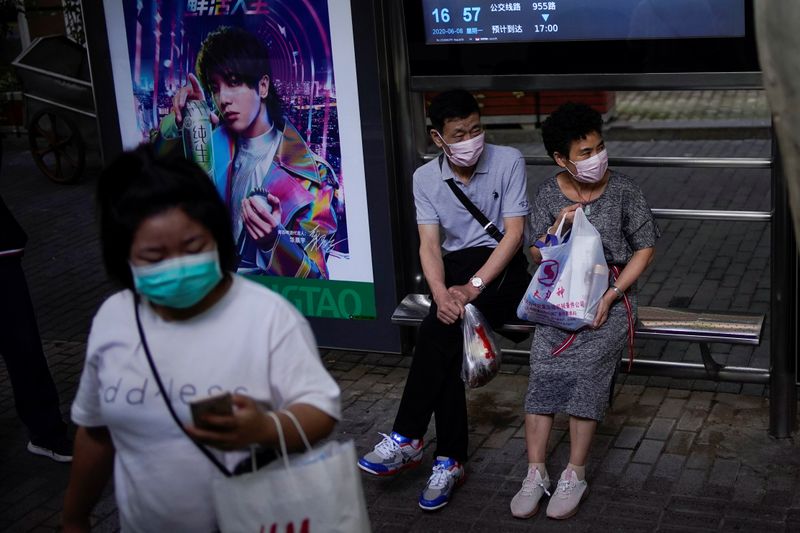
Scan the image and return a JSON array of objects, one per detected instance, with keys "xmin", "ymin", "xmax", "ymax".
[{"xmin": 440, "ymin": 154, "xmax": 504, "ymax": 243}]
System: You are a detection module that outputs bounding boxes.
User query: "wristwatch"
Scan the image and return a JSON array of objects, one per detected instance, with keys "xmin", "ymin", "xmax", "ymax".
[
  {"xmin": 470, "ymin": 276, "xmax": 486, "ymax": 292},
  {"xmin": 609, "ymin": 284, "xmax": 624, "ymax": 300}
]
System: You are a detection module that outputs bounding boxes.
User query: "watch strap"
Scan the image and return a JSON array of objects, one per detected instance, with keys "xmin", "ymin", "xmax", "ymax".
[
  {"xmin": 609, "ymin": 284, "xmax": 624, "ymax": 299},
  {"xmin": 470, "ymin": 276, "xmax": 486, "ymax": 292}
]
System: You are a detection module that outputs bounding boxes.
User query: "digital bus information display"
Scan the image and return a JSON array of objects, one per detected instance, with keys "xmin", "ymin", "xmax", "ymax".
[{"xmin": 422, "ymin": 1, "xmax": 745, "ymax": 44}]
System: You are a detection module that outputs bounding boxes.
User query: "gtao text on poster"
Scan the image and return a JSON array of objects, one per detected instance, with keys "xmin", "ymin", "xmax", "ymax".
[{"xmin": 103, "ymin": 0, "xmax": 376, "ymax": 319}]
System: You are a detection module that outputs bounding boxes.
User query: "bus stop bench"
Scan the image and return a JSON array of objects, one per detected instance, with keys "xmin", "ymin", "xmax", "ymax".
[{"xmin": 391, "ymin": 294, "xmax": 767, "ymax": 383}]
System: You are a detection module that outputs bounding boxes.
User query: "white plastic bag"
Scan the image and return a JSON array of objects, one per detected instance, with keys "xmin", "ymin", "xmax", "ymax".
[
  {"xmin": 461, "ymin": 304, "xmax": 501, "ymax": 388},
  {"xmin": 212, "ymin": 412, "xmax": 371, "ymax": 533},
  {"xmin": 517, "ymin": 207, "xmax": 608, "ymax": 330}
]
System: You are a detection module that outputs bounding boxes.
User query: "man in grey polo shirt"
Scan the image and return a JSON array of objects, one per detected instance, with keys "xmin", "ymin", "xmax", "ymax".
[{"xmin": 358, "ymin": 90, "xmax": 531, "ymax": 510}]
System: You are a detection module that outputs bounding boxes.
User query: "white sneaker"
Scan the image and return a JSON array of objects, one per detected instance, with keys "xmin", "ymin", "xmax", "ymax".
[
  {"xmin": 510, "ymin": 466, "xmax": 550, "ymax": 518},
  {"xmin": 357, "ymin": 432, "xmax": 423, "ymax": 476},
  {"xmin": 546, "ymin": 468, "xmax": 588, "ymax": 519},
  {"xmin": 418, "ymin": 456, "xmax": 465, "ymax": 511}
]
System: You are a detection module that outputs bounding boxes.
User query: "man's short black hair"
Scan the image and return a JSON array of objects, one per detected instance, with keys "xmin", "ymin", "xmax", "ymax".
[
  {"xmin": 195, "ymin": 26, "xmax": 283, "ymax": 128},
  {"xmin": 96, "ymin": 145, "xmax": 237, "ymax": 290},
  {"xmin": 541, "ymin": 102, "xmax": 604, "ymax": 160},
  {"xmin": 428, "ymin": 89, "xmax": 481, "ymax": 132}
]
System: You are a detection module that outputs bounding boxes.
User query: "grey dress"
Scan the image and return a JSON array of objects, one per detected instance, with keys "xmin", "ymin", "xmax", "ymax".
[{"xmin": 525, "ymin": 171, "xmax": 660, "ymax": 420}]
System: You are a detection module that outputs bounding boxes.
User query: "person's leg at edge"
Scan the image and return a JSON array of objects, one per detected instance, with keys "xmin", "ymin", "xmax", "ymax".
[
  {"xmin": 358, "ymin": 303, "xmax": 460, "ymax": 476},
  {"xmin": 418, "ymin": 347, "xmax": 468, "ymax": 511},
  {"xmin": 430, "ymin": 335, "xmax": 469, "ymax": 462},
  {"xmin": 510, "ymin": 414, "xmax": 554, "ymax": 518},
  {"xmin": 0, "ymin": 257, "xmax": 69, "ymax": 461},
  {"xmin": 546, "ymin": 415, "xmax": 596, "ymax": 519},
  {"xmin": 393, "ymin": 303, "xmax": 462, "ymax": 439},
  {"xmin": 525, "ymin": 413, "xmax": 554, "ymax": 464},
  {"xmin": 566, "ymin": 415, "xmax": 596, "ymax": 480}
]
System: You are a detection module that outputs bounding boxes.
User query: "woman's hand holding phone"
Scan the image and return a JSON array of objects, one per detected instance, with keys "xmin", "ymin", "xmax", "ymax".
[{"xmin": 186, "ymin": 393, "xmax": 272, "ymax": 451}]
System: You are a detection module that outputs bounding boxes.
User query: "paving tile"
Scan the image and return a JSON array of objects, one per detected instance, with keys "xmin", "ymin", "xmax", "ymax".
[
  {"xmin": 482, "ymin": 426, "xmax": 517, "ymax": 449},
  {"xmin": 731, "ymin": 471, "xmax": 766, "ymax": 504},
  {"xmin": 619, "ymin": 463, "xmax": 653, "ymax": 491},
  {"xmin": 626, "ymin": 404, "xmax": 660, "ymax": 427},
  {"xmin": 632, "ymin": 439, "xmax": 665, "ymax": 464},
  {"xmin": 597, "ymin": 414, "xmax": 626, "ymax": 435},
  {"xmin": 686, "ymin": 392, "xmax": 714, "ymax": 410},
  {"xmin": 667, "ymin": 495, "xmax": 726, "ymax": 517},
  {"xmin": 666, "ymin": 389, "xmax": 691, "ymax": 399},
  {"xmin": 665, "ymin": 431, "xmax": 695, "ymax": 455},
  {"xmin": 646, "ymin": 418, "xmax": 676, "ymax": 441},
  {"xmin": 614, "ymin": 427, "xmax": 646, "ymax": 449},
  {"xmin": 729, "ymin": 518, "xmax": 790, "ymax": 532},
  {"xmin": 653, "ymin": 454, "xmax": 686, "ymax": 481},
  {"xmin": 673, "ymin": 469, "xmax": 707, "ymax": 496},
  {"xmin": 676, "ymin": 409, "xmax": 707, "ymax": 432},
  {"xmin": 685, "ymin": 446, "xmax": 715, "ymax": 470},
  {"xmin": 657, "ymin": 398, "xmax": 687, "ymax": 418},
  {"xmin": 639, "ymin": 387, "xmax": 668, "ymax": 406},
  {"xmin": 589, "ymin": 513, "xmax": 657, "ymax": 533},
  {"xmin": 708, "ymin": 458, "xmax": 740, "ymax": 488},
  {"xmin": 661, "ymin": 510, "xmax": 721, "ymax": 530},
  {"xmin": 600, "ymin": 448, "xmax": 633, "ymax": 475}
]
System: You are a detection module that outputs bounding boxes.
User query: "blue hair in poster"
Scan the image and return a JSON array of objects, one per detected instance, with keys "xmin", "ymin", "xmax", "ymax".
[{"xmin": 105, "ymin": 0, "xmax": 376, "ymax": 319}]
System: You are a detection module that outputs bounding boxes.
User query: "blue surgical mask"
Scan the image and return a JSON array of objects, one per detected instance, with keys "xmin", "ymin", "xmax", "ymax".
[{"xmin": 130, "ymin": 249, "xmax": 223, "ymax": 309}]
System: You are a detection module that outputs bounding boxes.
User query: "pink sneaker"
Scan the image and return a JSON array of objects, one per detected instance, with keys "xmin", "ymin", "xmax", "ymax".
[
  {"xmin": 510, "ymin": 466, "xmax": 551, "ymax": 518},
  {"xmin": 546, "ymin": 468, "xmax": 588, "ymax": 519}
]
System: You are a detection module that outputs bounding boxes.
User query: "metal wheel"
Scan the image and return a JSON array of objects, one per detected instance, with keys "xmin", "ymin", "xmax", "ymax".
[{"xmin": 27, "ymin": 108, "xmax": 85, "ymax": 183}]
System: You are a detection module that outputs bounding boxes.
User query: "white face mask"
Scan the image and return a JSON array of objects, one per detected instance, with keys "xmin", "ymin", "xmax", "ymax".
[
  {"xmin": 567, "ymin": 149, "xmax": 609, "ymax": 184},
  {"xmin": 435, "ymin": 131, "xmax": 485, "ymax": 168}
]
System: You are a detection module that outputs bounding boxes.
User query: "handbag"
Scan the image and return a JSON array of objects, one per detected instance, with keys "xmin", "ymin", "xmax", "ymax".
[
  {"xmin": 133, "ymin": 298, "xmax": 371, "ymax": 533},
  {"xmin": 212, "ymin": 411, "xmax": 372, "ymax": 533},
  {"xmin": 516, "ymin": 207, "xmax": 609, "ymax": 331},
  {"xmin": 461, "ymin": 303, "xmax": 501, "ymax": 388}
]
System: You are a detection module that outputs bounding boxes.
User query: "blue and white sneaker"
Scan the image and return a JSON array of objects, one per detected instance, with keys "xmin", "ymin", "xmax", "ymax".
[
  {"xmin": 418, "ymin": 456, "xmax": 466, "ymax": 511},
  {"xmin": 358, "ymin": 432, "xmax": 423, "ymax": 476}
]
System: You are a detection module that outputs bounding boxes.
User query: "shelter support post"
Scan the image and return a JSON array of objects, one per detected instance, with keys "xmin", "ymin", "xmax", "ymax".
[{"xmin": 769, "ymin": 138, "xmax": 798, "ymax": 438}]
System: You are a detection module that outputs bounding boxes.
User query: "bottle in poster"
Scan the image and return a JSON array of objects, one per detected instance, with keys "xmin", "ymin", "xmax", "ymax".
[{"xmin": 181, "ymin": 100, "xmax": 215, "ymax": 179}]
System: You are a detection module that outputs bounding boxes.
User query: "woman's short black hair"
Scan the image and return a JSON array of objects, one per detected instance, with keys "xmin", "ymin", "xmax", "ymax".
[
  {"xmin": 428, "ymin": 89, "xmax": 480, "ymax": 132},
  {"xmin": 195, "ymin": 26, "xmax": 284, "ymax": 129},
  {"xmin": 541, "ymin": 102, "xmax": 604, "ymax": 160},
  {"xmin": 96, "ymin": 145, "xmax": 237, "ymax": 289}
]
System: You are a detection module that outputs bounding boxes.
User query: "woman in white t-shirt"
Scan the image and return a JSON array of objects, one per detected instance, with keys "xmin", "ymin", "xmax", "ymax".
[{"xmin": 61, "ymin": 146, "xmax": 341, "ymax": 533}]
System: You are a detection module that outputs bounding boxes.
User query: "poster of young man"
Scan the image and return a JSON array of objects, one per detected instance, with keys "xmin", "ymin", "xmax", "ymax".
[{"xmin": 102, "ymin": 0, "xmax": 376, "ymax": 319}]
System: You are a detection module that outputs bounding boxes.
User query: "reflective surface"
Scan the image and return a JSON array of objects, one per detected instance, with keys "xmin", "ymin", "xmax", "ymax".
[{"xmin": 392, "ymin": 294, "xmax": 764, "ymax": 345}]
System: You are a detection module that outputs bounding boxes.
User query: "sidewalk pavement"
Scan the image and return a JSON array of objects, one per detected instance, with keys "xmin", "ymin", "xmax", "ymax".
[{"xmin": 1, "ymin": 92, "xmax": 798, "ymax": 532}]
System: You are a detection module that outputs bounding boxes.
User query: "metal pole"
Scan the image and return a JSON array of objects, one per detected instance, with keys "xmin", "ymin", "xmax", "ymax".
[{"xmin": 769, "ymin": 136, "xmax": 798, "ymax": 438}]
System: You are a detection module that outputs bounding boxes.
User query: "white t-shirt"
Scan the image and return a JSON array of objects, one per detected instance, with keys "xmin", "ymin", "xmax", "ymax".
[{"xmin": 71, "ymin": 276, "xmax": 341, "ymax": 533}]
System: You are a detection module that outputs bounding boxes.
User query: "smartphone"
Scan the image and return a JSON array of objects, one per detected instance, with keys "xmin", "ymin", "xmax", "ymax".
[{"xmin": 190, "ymin": 392, "xmax": 233, "ymax": 429}]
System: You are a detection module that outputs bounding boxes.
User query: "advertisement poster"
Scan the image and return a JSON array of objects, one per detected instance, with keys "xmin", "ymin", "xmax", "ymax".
[{"xmin": 103, "ymin": 0, "xmax": 376, "ymax": 319}]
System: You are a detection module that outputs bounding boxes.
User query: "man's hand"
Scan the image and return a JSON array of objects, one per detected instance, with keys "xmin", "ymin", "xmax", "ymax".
[
  {"xmin": 447, "ymin": 283, "xmax": 480, "ymax": 306},
  {"xmin": 185, "ymin": 394, "xmax": 271, "ymax": 451},
  {"xmin": 432, "ymin": 287, "xmax": 464, "ymax": 325},
  {"xmin": 241, "ymin": 194, "xmax": 282, "ymax": 250},
  {"xmin": 172, "ymin": 73, "xmax": 219, "ymax": 127}
]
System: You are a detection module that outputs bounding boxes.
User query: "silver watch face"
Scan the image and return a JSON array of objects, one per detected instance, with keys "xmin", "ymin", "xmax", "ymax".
[{"xmin": 471, "ymin": 277, "xmax": 483, "ymax": 288}]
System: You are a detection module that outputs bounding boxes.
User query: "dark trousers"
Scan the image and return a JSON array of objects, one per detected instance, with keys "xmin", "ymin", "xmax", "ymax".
[
  {"xmin": 0, "ymin": 255, "xmax": 66, "ymax": 441},
  {"xmin": 393, "ymin": 247, "xmax": 530, "ymax": 463}
]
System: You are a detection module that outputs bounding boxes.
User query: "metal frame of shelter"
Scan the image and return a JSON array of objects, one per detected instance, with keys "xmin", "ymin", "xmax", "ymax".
[{"xmin": 375, "ymin": 1, "xmax": 798, "ymax": 437}]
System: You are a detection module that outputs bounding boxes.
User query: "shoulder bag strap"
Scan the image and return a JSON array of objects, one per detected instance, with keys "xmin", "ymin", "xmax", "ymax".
[
  {"xmin": 440, "ymin": 154, "xmax": 504, "ymax": 243},
  {"xmin": 133, "ymin": 297, "xmax": 232, "ymax": 478}
]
